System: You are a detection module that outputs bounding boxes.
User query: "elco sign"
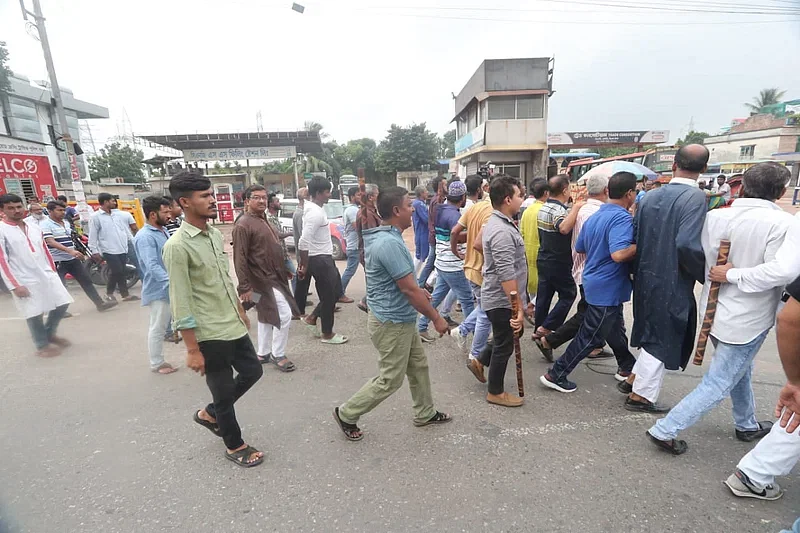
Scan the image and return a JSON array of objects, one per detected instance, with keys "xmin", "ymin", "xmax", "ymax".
[{"xmin": 0, "ymin": 155, "xmax": 39, "ymax": 175}]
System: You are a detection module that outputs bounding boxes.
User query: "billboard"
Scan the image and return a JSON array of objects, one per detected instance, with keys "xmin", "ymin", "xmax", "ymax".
[
  {"xmin": 0, "ymin": 136, "xmax": 58, "ymax": 201},
  {"xmin": 182, "ymin": 145, "xmax": 297, "ymax": 162},
  {"xmin": 454, "ymin": 123, "xmax": 486, "ymax": 156},
  {"xmin": 547, "ymin": 130, "xmax": 669, "ymax": 146}
]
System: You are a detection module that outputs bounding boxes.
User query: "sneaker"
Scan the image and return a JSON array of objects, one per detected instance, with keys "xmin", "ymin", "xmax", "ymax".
[
  {"xmin": 450, "ymin": 327, "xmax": 469, "ymax": 353},
  {"xmin": 724, "ymin": 469, "xmax": 783, "ymax": 501},
  {"xmin": 735, "ymin": 421, "xmax": 773, "ymax": 442},
  {"xmin": 539, "ymin": 373, "xmax": 577, "ymax": 393},
  {"xmin": 420, "ymin": 331, "xmax": 437, "ymax": 343},
  {"xmin": 614, "ymin": 370, "xmax": 632, "ymax": 382},
  {"xmin": 444, "ymin": 316, "xmax": 460, "ymax": 329}
]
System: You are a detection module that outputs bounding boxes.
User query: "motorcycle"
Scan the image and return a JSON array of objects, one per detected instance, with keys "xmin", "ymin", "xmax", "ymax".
[{"xmin": 71, "ymin": 231, "xmax": 140, "ymax": 289}]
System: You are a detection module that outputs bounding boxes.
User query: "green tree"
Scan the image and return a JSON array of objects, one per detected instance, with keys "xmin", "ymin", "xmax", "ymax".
[
  {"xmin": 333, "ymin": 138, "xmax": 377, "ymax": 176},
  {"xmin": 0, "ymin": 41, "xmax": 12, "ymax": 96},
  {"xmin": 88, "ymin": 142, "xmax": 144, "ymax": 182},
  {"xmin": 675, "ymin": 130, "xmax": 710, "ymax": 146},
  {"xmin": 745, "ymin": 88, "xmax": 786, "ymax": 114},
  {"xmin": 375, "ymin": 123, "xmax": 439, "ymax": 174},
  {"xmin": 439, "ymin": 129, "xmax": 456, "ymax": 159}
]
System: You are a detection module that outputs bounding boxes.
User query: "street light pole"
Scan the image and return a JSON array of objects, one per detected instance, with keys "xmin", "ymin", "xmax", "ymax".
[{"xmin": 24, "ymin": 0, "xmax": 88, "ymax": 214}]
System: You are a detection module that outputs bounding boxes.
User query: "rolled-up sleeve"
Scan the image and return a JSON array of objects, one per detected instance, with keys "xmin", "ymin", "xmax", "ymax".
[{"xmin": 162, "ymin": 243, "xmax": 197, "ymax": 331}]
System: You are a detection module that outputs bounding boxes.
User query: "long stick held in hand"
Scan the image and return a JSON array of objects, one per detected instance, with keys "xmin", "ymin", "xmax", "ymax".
[
  {"xmin": 510, "ymin": 291, "xmax": 525, "ymax": 397},
  {"xmin": 693, "ymin": 240, "xmax": 731, "ymax": 366}
]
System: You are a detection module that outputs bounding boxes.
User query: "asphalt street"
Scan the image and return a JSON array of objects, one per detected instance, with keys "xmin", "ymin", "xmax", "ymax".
[{"xmin": 1, "ymin": 241, "xmax": 799, "ymax": 532}]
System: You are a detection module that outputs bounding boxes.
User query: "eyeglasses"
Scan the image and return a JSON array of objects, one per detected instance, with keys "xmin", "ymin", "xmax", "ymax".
[{"xmin": 249, "ymin": 195, "xmax": 268, "ymax": 202}]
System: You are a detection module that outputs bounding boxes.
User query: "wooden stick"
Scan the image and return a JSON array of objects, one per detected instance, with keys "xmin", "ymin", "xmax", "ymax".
[
  {"xmin": 693, "ymin": 240, "xmax": 731, "ymax": 366},
  {"xmin": 510, "ymin": 291, "xmax": 524, "ymax": 397}
]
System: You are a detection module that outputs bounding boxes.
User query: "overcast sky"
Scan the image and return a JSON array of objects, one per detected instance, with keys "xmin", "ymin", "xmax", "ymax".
[{"xmin": 2, "ymin": 0, "xmax": 799, "ymax": 149}]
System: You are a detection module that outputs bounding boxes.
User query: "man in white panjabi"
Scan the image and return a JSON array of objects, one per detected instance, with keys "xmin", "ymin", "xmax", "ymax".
[{"xmin": 0, "ymin": 193, "xmax": 73, "ymax": 357}]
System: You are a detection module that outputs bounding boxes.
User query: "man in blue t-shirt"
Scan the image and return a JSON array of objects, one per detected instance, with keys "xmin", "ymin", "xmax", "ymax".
[
  {"xmin": 540, "ymin": 171, "xmax": 639, "ymax": 393},
  {"xmin": 334, "ymin": 187, "xmax": 452, "ymax": 441}
]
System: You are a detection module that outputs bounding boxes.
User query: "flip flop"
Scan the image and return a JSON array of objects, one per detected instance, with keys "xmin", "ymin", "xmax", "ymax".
[
  {"xmin": 333, "ymin": 407, "xmax": 363, "ymax": 441},
  {"xmin": 304, "ymin": 321, "xmax": 321, "ymax": 338},
  {"xmin": 321, "ymin": 334, "xmax": 349, "ymax": 345},
  {"xmin": 193, "ymin": 410, "xmax": 221, "ymax": 437},
  {"xmin": 151, "ymin": 363, "xmax": 178, "ymax": 375},
  {"xmin": 224, "ymin": 445, "xmax": 264, "ymax": 468}
]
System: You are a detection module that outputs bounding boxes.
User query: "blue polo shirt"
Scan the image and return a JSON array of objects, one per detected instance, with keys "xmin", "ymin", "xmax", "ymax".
[
  {"xmin": 575, "ymin": 203, "xmax": 634, "ymax": 307},
  {"xmin": 363, "ymin": 225, "xmax": 417, "ymax": 323}
]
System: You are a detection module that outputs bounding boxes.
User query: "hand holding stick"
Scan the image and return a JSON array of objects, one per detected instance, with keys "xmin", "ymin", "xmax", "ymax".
[
  {"xmin": 510, "ymin": 291, "xmax": 525, "ymax": 397},
  {"xmin": 693, "ymin": 240, "xmax": 731, "ymax": 366}
]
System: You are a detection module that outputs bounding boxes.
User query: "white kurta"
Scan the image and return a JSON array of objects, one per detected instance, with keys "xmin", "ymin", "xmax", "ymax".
[{"xmin": 0, "ymin": 220, "xmax": 73, "ymax": 319}]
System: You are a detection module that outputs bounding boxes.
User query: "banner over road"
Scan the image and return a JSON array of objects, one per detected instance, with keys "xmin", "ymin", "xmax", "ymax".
[{"xmin": 547, "ymin": 130, "xmax": 669, "ymax": 146}]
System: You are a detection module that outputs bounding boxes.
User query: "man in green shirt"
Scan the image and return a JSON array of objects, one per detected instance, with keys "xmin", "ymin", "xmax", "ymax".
[{"xmin": 163, "ymin": 170, "xmax": 264, "ymax": 468}]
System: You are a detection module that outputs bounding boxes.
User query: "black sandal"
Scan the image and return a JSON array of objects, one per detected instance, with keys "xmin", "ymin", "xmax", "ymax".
[
  {"xmin": 225, "ymin": 445, "xmax": 264, "ymax": 468},
  {"xmin": 333, "ymin": 407, "xmax": 363, "ymax": 441},
  {"xmin": 271, "ymin": 356, "xmax": 296, "ymax": 372},
  {"xmin": 414, "ymin": 411, "xmax": 453, "ymax": 427},
  {"xmin": 193, "ymin": 410, "xmax": 221, "ymax": 437}
]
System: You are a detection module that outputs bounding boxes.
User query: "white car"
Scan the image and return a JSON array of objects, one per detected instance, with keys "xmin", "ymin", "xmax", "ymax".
[{"xmin": 278, "ymin": 199, "xmax": 347, "ymax": 260}]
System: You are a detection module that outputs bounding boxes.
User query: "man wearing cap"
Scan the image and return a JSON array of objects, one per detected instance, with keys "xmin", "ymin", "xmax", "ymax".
[{"xmin": 418, "ymin": 178, "xmax": 475, "ymax": 342}]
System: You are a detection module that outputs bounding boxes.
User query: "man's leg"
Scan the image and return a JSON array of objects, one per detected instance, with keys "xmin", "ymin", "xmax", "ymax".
[
  {"xmin": 649, "ymin": 330, "xmax": 768, "ymax": 441},
  {"xmin": 441, "ymin": 270, "xmax": 475, "ymax": 319},
  {"xmin": 147, "ymin": 300, "xmax": 171, "ymax": 370},
  {"xmin": 26, "ymin": 314, "xmax": 50, "ymax": 350},
  {"xmin": 484, "ymin": 308, "xmax": 515, "ymax": 397},
  {"xmin": 468, "ymin": 284, "xmax": 491, "ymax": 361},
  {"xmin": 630, "ymin": 348, "xmax": 666, "ymax": 403},
  {"xmin": 256, "ymin": 321, "xmax": 274, "ymax": 358},
  {"xmin": 544, "ymin": 285, "xmax": 587, "ymax": 350},
  {"xmin": 546, "ymin": 304, "xmax": 613, "ymax": 384},
  {"xmin": 103, "ymin": 253, "xmax": 129, "ymax": 298},
  {"xmin": 730, "ymin": 357, "xmax": 760, "ymax": 433},
  {"xmin": 440, "ymin": 289, "xmax": 457, "ymax": 318},
  {"xmin": 202, "ymin": 337, "xmax": 263, "ymax": 450},
  {"xmin": 418, "ymin": 271, "xmax": 450, "ymax": 333},
  {"xmin": 62, "ymin": 259, "xmax": 105, "ymax": 308},
  {"xmin": 44, "ymin": 304, "xmax": 69, "ymax": 341},
  {"xmin": 271, "ymin": 288, "xmax": 293, "ymax": 360},
  {"xmin": 310, "ymin": 256, "xmax": 339, "ymax": 337},
  {"xmin": 605, "ymin": 308, "xmax": 636, "ymax": 375},
  {"xmin": 340, "ymin": 249, "xmax": 360, "ymax": 294},
  {"xmin": 738, "ymin": 422, "xmax": 800, "ymax": 489},
  {"xmin": 338, "ymin": 314, "xmax": 414, "ymax": 424},
  {"xmin": 541, "ymin": 269, "xmax": 577, "ymax": 331},
  {"xmin": 405, "ymin": 325, "xmax": 437, "ymax": 424},
  {"xmin": 294, "ymin": 262, "xmax": 311, "ymax": 313},
  {"xmin": 417, "ymin": 247, "xmax": 436, "ymax": 287},
  {"xmin": 534, "ymin": 270, "xmax": 556, "ymax": 329}
]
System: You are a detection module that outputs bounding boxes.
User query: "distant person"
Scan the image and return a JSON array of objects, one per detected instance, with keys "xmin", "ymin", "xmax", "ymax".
[
  {"xmin": 0, "ymin": 193, "xmax": 73, "ymax": 358},
  {"xmin": 333, "ymin": 186, "xmax": 451, "ymax": 441},
  {"xmin": 134, "ymin": 196, "xmax": 178, "ymax": 375},
  {"xmin": 355, "ymin": 184, "xmax": 381, "ymax": 312},
  {"xmin": 417, "ymin": 176, "xmax": 447, "ymax": 287},
  {"xmin": 266, "ymin": 192, "xmax": 297, "ymax": 294},
  {"xmin": 57, "ymin": 195, "xmax": 77, "ymax": 224},
  {"xmin": 463, "ymin": 175, "xmax": 483, "ymax": 212},
  {"xmin": 619, "ymin": 144, "xmax": 709, "ymax": 415},
  {"xmin": 411, "ymin": 185, "xmax": 429, "ymax": 276},
  {"xmin": 88, "ymin": 192, "xmax": 139, "ymax": 302},
  {"xmin": 163, "ymin": 170, "xmax": 264, "ymax": 468},
  {"xmin": 293, "ymin": 187, "xmax": 311, "ymax": 306},
  {"xmin": 339, "ymin": 186, "xmax": 362, "ymax": 303},
  {"xmin": 711, "ymin": 174, "xmax": 732, "ymax": 203},
  {"xmin": 163, "ymin": 195, "xmax": 183, "ymax": 237},
  {"xmin": 23, "ymin": 202, "xmax": 45, "ymax": 227},
  {"xmin": 519, "ymin": 178, "xmax": 549, "ymax": 313}
]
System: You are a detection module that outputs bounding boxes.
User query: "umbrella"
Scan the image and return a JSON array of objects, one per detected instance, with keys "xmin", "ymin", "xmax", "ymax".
[{"xmin": 577, "ymin": 161, "xmax": 658, "ymax": 185}]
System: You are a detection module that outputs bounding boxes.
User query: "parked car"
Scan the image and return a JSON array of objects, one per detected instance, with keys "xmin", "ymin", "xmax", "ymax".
[{"xmin": 279, "ymin": 199, "xmax": 347, "ymax": 260}]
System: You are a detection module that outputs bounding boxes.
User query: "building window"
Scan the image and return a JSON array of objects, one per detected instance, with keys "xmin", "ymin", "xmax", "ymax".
[
  {"xmin": 468, "ymin": 105, "xmax": 478, "ymax": 131},
  {"xmin": 494, "ymin": 164, "xmax": 521, "ymax": 178},
  {"xmin": 488, "ymin": 97, "xmax": 516, "ymax": 120},
  {"xmin": 516, "ymin": 95, "xmax": 544, "ymax": 119},
  {"xmin": 739, "ymin": 145, "xmax": 755, "ymax": 160}
]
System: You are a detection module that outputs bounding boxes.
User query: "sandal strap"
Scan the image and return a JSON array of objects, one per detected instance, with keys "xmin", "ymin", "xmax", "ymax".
[{"xmin": 230, "ymin": 445, "xmax": 260, "ymax": 462}]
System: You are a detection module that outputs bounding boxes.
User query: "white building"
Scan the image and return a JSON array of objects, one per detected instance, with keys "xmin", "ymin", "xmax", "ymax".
[{"xmin": 705, "ymin": 113, "xmax": 800, "ymax": 164}]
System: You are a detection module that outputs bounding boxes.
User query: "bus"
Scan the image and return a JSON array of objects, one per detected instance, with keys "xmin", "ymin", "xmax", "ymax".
[{"xmin": 566, "ymin": 151, "xmax": 648, "ymax": 181}]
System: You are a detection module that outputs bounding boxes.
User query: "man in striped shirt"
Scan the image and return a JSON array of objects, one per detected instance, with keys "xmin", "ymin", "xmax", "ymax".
[{"xmin": 164, "ymin": 196, "xmax": 183, "ymax": 237}]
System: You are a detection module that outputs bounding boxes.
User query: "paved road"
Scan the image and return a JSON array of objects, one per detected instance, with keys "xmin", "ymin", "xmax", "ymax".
[{"xmin": 1, "ymin": 253, "xmax": 798, "ymax": 533}]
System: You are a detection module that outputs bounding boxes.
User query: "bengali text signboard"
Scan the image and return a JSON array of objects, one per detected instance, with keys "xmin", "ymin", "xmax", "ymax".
[
  {"xmin": 182, "ymin": 145, "xmax": 297, "ymax": 162},
  {"xmin": 547, "ymin": 130, "xmax": 669, "ymax": 146}
]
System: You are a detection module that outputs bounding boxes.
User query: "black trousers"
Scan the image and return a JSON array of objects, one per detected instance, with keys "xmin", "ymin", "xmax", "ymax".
[
  {"xmin": 199, "ymin": 335, "xmax": 263, "ymax": 450},
  {"xmin": 56, "ymin": 259, "xmax": 104, "ymax": 308},
  {"xmin": 546, "ymin": 285, "xmax": 587, "ymax": 349},
  {"xmin": 478, "ymin": 308, "xmax": 515, "ymax": 396},
  {"xmin": 535, "ymin": 262, "xmax": 577, "ymax": 332},
  {"xmin": 297, "ymin": 255, "xmax": 341, "ymax": 335},
  {"xmin": 103, "ymin": 253, "xmax": 129, "ymax": 298}
]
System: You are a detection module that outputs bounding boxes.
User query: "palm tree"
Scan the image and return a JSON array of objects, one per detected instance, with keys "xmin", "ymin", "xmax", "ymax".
[
  {"xmin": 745, "ymin": 88, "xmax": 786, "ymax": 113},
  {"xmin": 303, "ymin": 120, "xmax": 330, "ymax": 140}
]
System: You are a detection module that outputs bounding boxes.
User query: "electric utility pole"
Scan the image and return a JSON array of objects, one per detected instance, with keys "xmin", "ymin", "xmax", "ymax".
[{"xmin": 21, "ymin": 0, "xmax": 89, "ymax": 215}]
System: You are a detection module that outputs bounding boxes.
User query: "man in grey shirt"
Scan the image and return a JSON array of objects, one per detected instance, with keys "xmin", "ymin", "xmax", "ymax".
[{"xmin": 472, "ymin": 175, "xmax": 527, "ymax": 408}]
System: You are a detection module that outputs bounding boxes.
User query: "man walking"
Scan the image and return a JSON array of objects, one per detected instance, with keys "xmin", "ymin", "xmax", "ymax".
[
  {"xmin": 333, "ymin": 186, "xmax": 451, "ymax": 441},
  {"xmin": 163, "ymin": 171, "xmax": 264, "ymax": 468},
  {"xmin": 0, "ymin": 193, "xmax": 73, "ymax": 357},
  {"xmin": 293, "ymin": 187, "xmax": 310, "ymax": 306},
  {"xmin": 647, "ymin": 163, "xmax": 800, "ymax": 455},
  {"xmin": 534, "ymin": 175, "xmax": 608, "ymax": 362},
  {"xmin": 355, "ymin": 183, "xmax": 381, "ymax": 312},
  {"xmin": 418, "ymin": 180, "xmax": 475, "ymax": 342},
  {"xmin": 534, "ymin": 175, "xmax": 584, "ymax": 339},
  {"xmin": 417, "ymin": 176, "xmax": 446, "ymax": 287},
  {"xmin": 297, "ymin": 177, "xmax": 348, "ymax": 344},
  {"xmin": 41, "ymin": 200, "xmax": 116, "ymax": 312},
  {"xmin": 619, "ymin": 145, "xmax": 709, "ymax": 412},
  {"xmin": 474, "ymin": 175, "xmax": 527, "ymax": 407},
  {"xmin": 539, "ymin": 172, "xmax": 638, "ymax": 393},
  {"xmin": 411, "ymin": 185, "xmax": 429, "ymax": 276},
  {"xmin": 134, "ymin": 196, "xmax": 178, "ymax": 375},
  {"xmin": 519, "ymin": 178, "xmax": 549, "ymax": 313},
  {"xmin": 88, "ymin": 192, "xmax": 138, "ymax": 302},
  {"xmin": 339, "ymin": 186, "xmax": 362, "ymax": 302},
  {"xmin": 234, "ymin": 185, "xmax": 298, "ymax": 372}
]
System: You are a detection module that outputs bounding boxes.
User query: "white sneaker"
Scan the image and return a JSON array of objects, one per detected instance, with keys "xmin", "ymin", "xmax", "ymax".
[{"xmin": 450, "ymin": 327, "xmax": 469, "ymax": 354}]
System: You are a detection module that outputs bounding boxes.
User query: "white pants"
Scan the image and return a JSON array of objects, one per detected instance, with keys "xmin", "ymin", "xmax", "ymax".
[
  {"xmin": 632, "ymin": 347, "xmax": 666, "ymax": 403},
  {"xmin": 257, "ymin": 288, "xmax": 292, "ymax": 359},
  {"xmin": 148, "ymin": 300, "xmax": 172, "ymax": 370},
  {"xmin": 738, "ymin": 417, "xmax": 800, "ymax": 488}
]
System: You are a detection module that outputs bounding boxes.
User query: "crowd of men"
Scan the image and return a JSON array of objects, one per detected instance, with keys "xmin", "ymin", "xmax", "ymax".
[{"xmin": 3, "ymin": 145, "xmax": 800, "ymax": 520}]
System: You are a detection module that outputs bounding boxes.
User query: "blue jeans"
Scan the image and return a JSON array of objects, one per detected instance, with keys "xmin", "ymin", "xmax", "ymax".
[
  {"xmin": 418, "ymin": 269, "xmax": 475, "ymax": 332},
  {"xmin": 440, "ymin": 289, "xmax": 457, "ymax": 317},
  {"xmin": 417, "ymin": 247, "xmax": 436, "ymax": 287},
  {"xmin": 649, "ymin": 330, "xmax": 768, "ymax": 441},
  {"xmin": 285, "ymin": 257, "xmax": 297, "ymax": 294},
  {"xmin": 27, "ymin": 304, "xmax": 69, "ymax": 349},
  {"xmin": 340, "ymin": 248, "xmax": 360, "ymax": 294},
  {"xmin": 459, "ymin": 282, "xmax": 490, "ymax": 358}
]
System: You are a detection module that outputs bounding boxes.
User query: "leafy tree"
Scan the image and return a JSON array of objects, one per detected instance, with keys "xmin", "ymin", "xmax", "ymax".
[
  {"xmin": 88, "ymin": 142, "xmax": 144, "ymax": 182},
  {"xmin": 375, "ymin": 123, "xmax": 439, "ymax": 175},
  {"xmin": 304, "ymin": 120, "xmax": 330, "ymax": 140},
  {"xmin": 439, "ymin": 129, "xmax": 456, "ymax": 159},
  {"xmin": 745, "ymin": 88, "xmax": 786, "ymax": 114},
  {"xmin": 0, "ymin": 41, "xmax": 12, "ymax": 96},
  {"xmin": 333, "ymin": 138, "xmax": 377, "ymax": 176},
  {"xmin": 675, "ymin": 130, "xmax": 710, "ymax": 146}
]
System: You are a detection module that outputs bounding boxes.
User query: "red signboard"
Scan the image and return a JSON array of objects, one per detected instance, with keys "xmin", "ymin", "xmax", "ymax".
[{"xmin": 0, "ymin": 152, "xmax": 58, "ymax": 201}]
